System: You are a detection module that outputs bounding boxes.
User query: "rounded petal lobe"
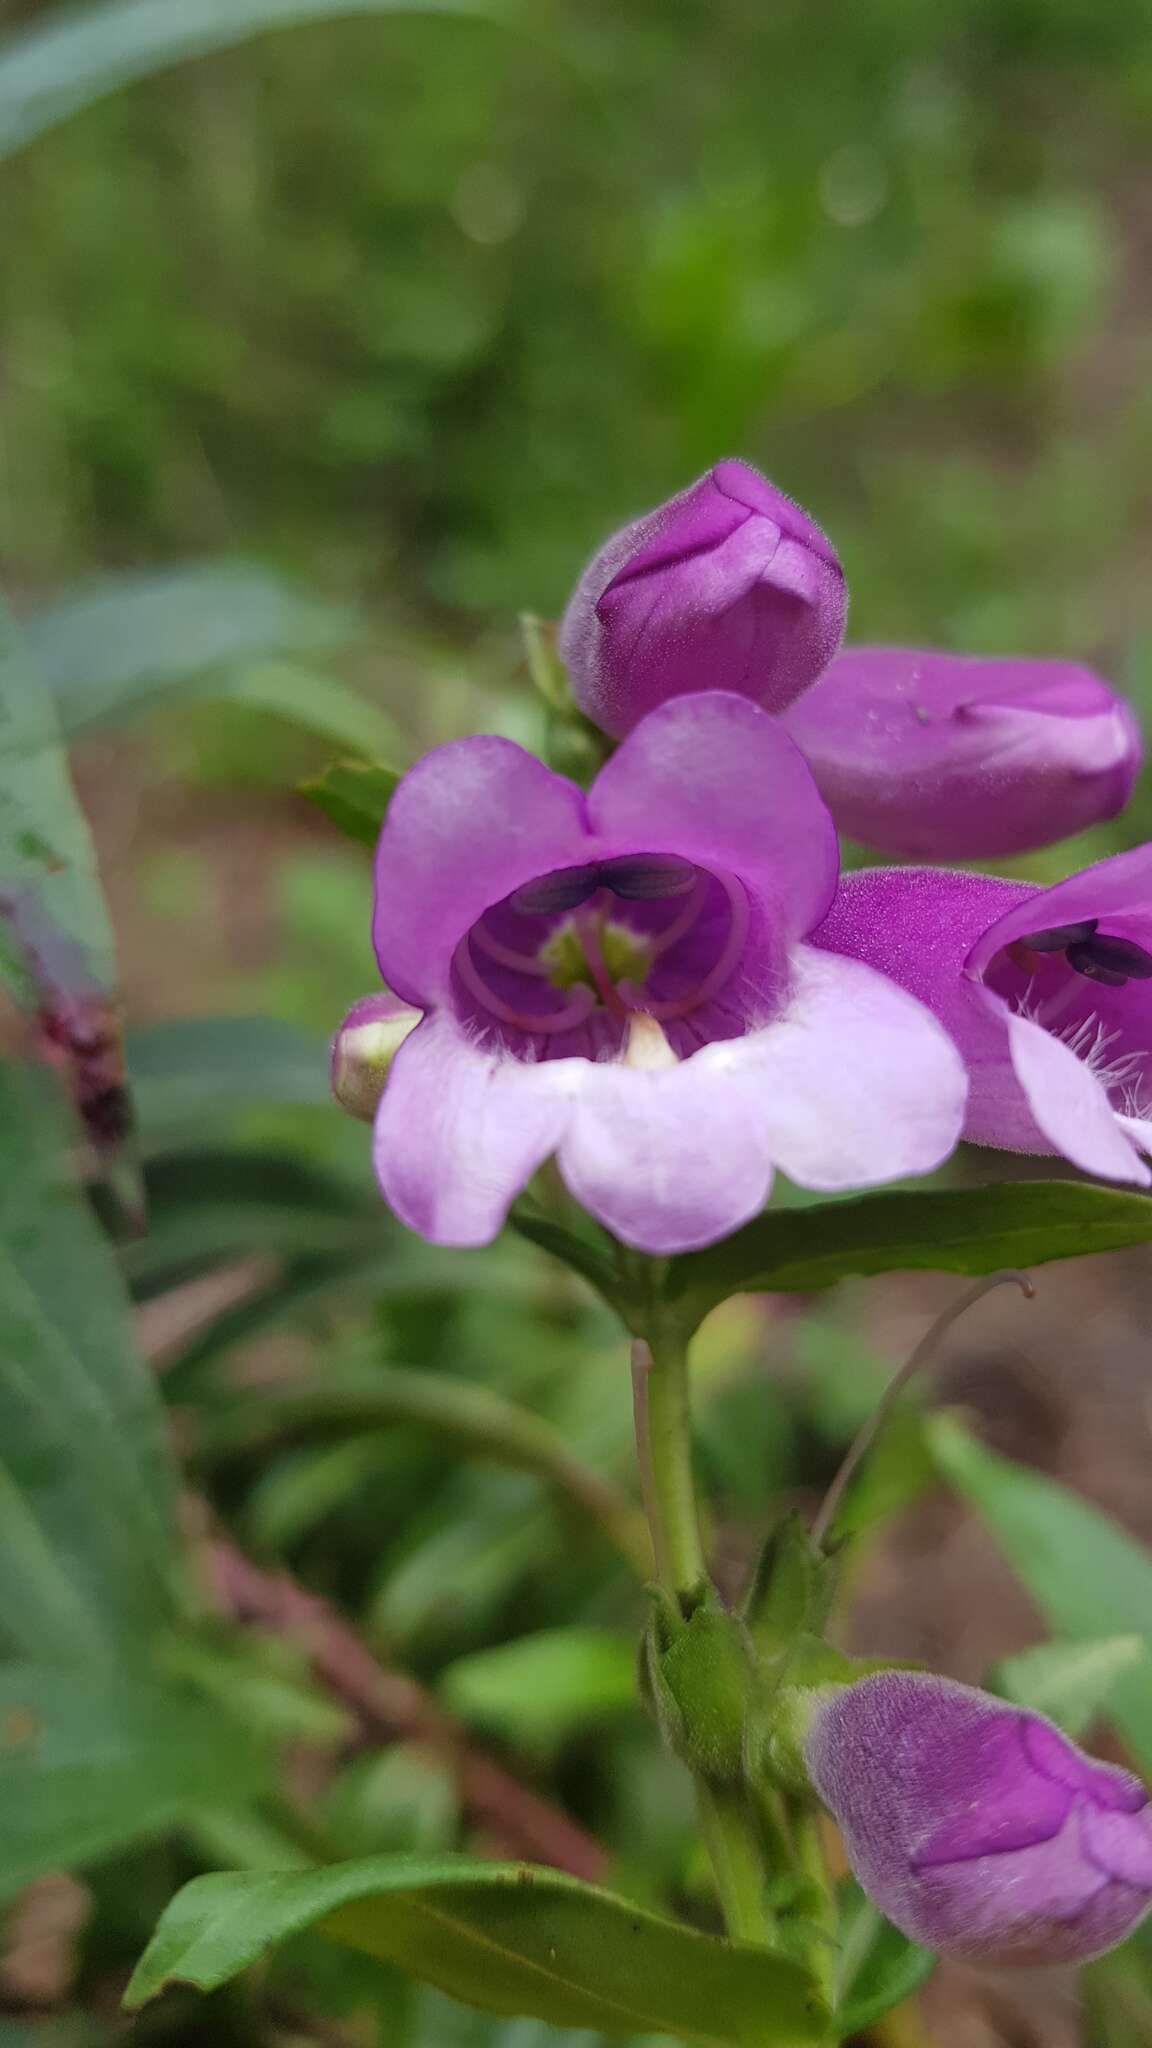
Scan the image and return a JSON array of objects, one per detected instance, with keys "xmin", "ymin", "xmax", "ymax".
[
  {"xmin": 556, "ymin": 1046, "xmax": 774, "ymax": 1253},
  {"xmin": 373, "ymin": 737, "xmax": 589, "ymax": 1005},
  {"xmin": 373, "ymin": 1012, "xmax": 573, "ymax": 1247},
  {"xmin": 736, "ymin": 946, "xmax": 967, "ymax": 1188},
  {"xmin": 588, "ymin": 692, "xmax": 839, "ymax": 936},
  {"xmin": 999, "ymin": 1004, "xmax": 1149, "ymax": 1185},
  {"xmin": 967, "ymin": 843, "xmax": 1152, "ymax": 980},
  {"xmin": 781, "ymin": 647, "xmax": 1140, "ymax": 858}
]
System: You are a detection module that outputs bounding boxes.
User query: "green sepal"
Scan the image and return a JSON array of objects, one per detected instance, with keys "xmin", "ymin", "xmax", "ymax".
[
  {"xmin": 748, "ymin": 1643, "xmax": 910, "ymax": 1798},
  {"xmin": 642, "ymin": 1585, "xmax": 754, "ymax": 1785},
  {"xmin": 742, "ymin": 1512, "xmax": 838, "ymax": 1660}
]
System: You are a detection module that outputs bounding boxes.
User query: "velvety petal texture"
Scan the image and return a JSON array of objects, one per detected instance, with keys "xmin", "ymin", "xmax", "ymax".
[
  {"xmin": 559, "ymin": 461, "xmax": 847, "ymax": 738},
  {"xmin": 806, "ymin": 1672, "xmax": 1152, "ymax": 1966},
  {"xmin": 358, "ymin": 692, "xmax": 967, "ymax": 1252},
  {"xmin": 815, "ymin": 861, "xmax": 1152, "ymax": 1183},
  {"xmin": 781, "ymin": 647, "xmax": 1141, "ymax": 858}
]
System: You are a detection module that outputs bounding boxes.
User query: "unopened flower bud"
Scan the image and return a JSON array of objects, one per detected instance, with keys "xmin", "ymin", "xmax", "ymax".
[
  {"xmin": 806, "ymin": 1671, "xmax": 1152, "ymax": 1966},
  {"xmin": 781, "ymin": 648, "xmax": 1141, "ymax": 858},
  {"xmin": 559, "ymin": 461, "xmax": 847, "ymax": 739},
  {"xmin": 331, "ymin": 994, "xmax": 421, "ymax": 1122}
]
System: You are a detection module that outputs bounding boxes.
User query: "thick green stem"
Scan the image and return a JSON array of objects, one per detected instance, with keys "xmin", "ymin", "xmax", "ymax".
[{"xmin": 632, "ymin": 1331, "xmax": 777, "ymax": 1951}]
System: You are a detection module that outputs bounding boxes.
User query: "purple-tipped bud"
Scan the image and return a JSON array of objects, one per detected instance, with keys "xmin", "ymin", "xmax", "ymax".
[
  {"xmin": 559, "ymin": 461, "xmax": 847, "ymax": 739},
  {"xmin": 806, "ymin": 1671, "xmax": 1152, "ymax": 1966},
  {"xmin": 331, "ymin": 994, "xmax": 421, "ymax": 1123},
  {"xmin": 781, "ymin": 647, "xmax": 1141, "ymax": 858}
]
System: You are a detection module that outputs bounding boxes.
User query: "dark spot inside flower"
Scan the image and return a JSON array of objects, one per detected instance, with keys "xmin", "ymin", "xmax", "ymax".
[
  {"xmin": 1023, "ymin": 919, "xmax": 1099, "ymax": 952},
  {"xmin": 1021, "ymin": 918, "xmax": 1152, "ymax": 989}
]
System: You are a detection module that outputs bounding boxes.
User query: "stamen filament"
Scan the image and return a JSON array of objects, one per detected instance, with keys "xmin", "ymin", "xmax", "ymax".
[
  {"xmin": 627, "ymin": 871, "xmax": 750, "ymax": 1023},
  {"xmin": 455, "ymin": 934, "xmax": 597, "ymax": 1034}
]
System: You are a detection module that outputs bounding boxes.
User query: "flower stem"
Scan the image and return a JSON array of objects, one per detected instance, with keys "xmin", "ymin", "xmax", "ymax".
[{"xmin": 632, "ymin": 1330, "xmax": 776, "ymax": 1950}]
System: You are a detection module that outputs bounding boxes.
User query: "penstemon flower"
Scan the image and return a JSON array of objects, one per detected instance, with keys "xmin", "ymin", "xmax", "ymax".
[
  {"xmin": 815, "ymin": 849, "xmax": 1152, "ymax": 1186},
  {"xmin": 780, "ymin": 647, "xmax": 1140, "ymax": 858},
  {"xmin": 559, "ymin": 461, "xmax": 847, "ymax": 738},
  {"xmin": 353, "ymin": 691, "xmax": 967, "ymax": 1251},
  {"xmin": 806, "ymin": 1671, "xmax": 1152, "ymax": 1965}
]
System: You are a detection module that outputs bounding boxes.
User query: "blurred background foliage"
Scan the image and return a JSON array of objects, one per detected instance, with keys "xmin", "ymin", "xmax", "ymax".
[{"xmin": 5, "ymin": 0, "xmax": 1152, "ymax": 2043}]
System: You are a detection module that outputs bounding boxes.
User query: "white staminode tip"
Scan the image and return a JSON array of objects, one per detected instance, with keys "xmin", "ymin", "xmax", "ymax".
[{"xmin": 623, "ymin": 1012, "xmax": 679, "ymax": 1071}]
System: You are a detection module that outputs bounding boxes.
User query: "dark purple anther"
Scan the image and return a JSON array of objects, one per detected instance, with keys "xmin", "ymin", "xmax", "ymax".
[
  {"xmin": 1066, "ymin": 933, "xmax": 1152, "ymax": 985},
  {"xmin": 1023, "ymin": 919, "xmax": 1098, "ymax": 952}
]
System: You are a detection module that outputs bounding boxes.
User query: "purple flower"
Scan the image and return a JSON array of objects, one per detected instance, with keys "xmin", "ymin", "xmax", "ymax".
[
  {"xmin": 559, "ymin": 462, "xmax": 847, "ymax": 739},
  {"xmin": 780, "ymin": 647, "xmax": 1141, "ymax": 859},
  {"xmin": 806, "ymin": 1671, "xmax": 1152, "ymax": 1966},
  {"xmin": 365, "ymin": 692, "xmax": 966, "ymax": 1252},
  {"xmin": 814, "ymin": 849, "xmax": 1152, "ymax": 1186}
]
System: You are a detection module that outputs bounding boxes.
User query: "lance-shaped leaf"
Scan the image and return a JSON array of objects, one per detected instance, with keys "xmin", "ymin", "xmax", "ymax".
[
  {"xmin": 125, "ymin": 1854, "xmax": 830, "ymax": 2043},
  {"xmin": 665, "ymin": 1181, "xmax": 1152, "ymax": 1333},
  {"xmin": 0, "ymin": 598, "xmax": 131, "ymax": 1162}
]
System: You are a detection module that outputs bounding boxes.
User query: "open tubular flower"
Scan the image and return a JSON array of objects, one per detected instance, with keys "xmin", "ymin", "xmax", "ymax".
[
  {"xmin": 780, "ymin": 647, "xmax": 1141, "ymax": 859},
  {"xmin": 814, "ymin": 849, "xmax": 1152, "ymax": 1186},
  {"xmin": 559, "ymin": 462, "xmax": 847, "ymax": 739},
  {"xmin": 807, "ymin": 1671, "xmax": 1152, "ymax": 1966},
  {"xmin": 362, "ymin": 692, "xmax": 966, "ymax": 1252}
]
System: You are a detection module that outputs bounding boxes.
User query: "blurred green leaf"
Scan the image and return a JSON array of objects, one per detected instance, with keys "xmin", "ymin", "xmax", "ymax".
[
  {"xmin": 0, "ymin": 0, "xmax": 512, "ymax": 162},
  {"xmin": 667, "ymin": 1183, "xmax": 1152, "ymax": 1332},
  {"xmin": 22, "ymin": 561, "xmax": 400, "ymax": 754},
  {"xmin": 0, "ymin": 1064, "xmax": 176, "ymax": 1653},
  {"xmin": 441, "ymin": 1629, "xmax": 637, "ymax": 1749},
  {"xmin": 126, "ymin": 1855, "xmax": 830, "ymax": 2040},
  {"xmin": 0, "ymin": 1659, "xmax": 267, "ymax": 1906},
  {"xmin": 929, "ymin": 1417, "xmax": 1152, "ymax": 1773},
  {"xmin": 203, "ymin": 1371, "xmax": 649, "ymax": 1576},
  {"xmin": 128, "ymin": 1016, "xmax": 330, "ymax": 1145},
  {"xmin": 992, "ymin": 1636, "xmax": 1148, "ymax": 1738},
  {"xmin": 301, "ymin": 757, "xmax": 403, "ymax": 846},
  {"xmin": 833, "ymin": 1880, "xmax": 934, "ymax": 2032},
  {"xmin": 0, "ymin": 595, "xmax": 117, "ymax": 1005}
]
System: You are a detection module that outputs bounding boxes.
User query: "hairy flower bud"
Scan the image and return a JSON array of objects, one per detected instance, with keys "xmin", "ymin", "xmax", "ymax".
[
  {"xmin": 781, "ymin": 647, "xmax": 1141, "ymax": 858},
  {"xmin": 806, "ymin": 1671, "xmax": 1152, "ymax": 1966},
  {"xmin": 331, "ymin": 994, "xmax": 421, "ymax": 1123},
  {"xmin": 559, "ymin": 461, "xmax": 847, "ymax": 739}
]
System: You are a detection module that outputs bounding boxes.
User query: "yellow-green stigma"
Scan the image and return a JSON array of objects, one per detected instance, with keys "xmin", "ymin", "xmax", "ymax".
[{"xmin": 542, "ymin": 914, "xmax": 652, "ymax": 998}]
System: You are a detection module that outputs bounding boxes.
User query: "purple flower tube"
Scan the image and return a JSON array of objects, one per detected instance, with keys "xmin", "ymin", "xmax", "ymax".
[
  {"xmin": 559, "ymin": 462, "xmax": 847, "ymax": 738},
  {"xmin": 807, "ymin": 1671, "xmax": 1152, "ymax": 1966},
  {"xmin": 781, "ymin": 647, "xmax": 1141, "ymax": 859}
]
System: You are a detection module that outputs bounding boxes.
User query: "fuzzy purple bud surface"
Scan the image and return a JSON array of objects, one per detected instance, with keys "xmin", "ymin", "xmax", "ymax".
[
  {"xmin": 781, "ymin": 648, "xmax": 1141, "ymax": 859},
  {"xmin": 559, "ymin": 462, "xmax": 847, "ymax": 738},
  {"xmin": 807, "ymin": 1671, "xmax": 1152, "ymax": 1966}
]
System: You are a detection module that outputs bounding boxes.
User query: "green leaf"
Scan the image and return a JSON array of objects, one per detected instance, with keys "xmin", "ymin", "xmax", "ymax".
[
  {"xmin": 929, "ymin": 1416, "xmax": 1152, "ymax": 1773},
  {"xmin": 125, "ymin": 1854, "xmax": 829, "ymax": 2043},
  {"xmin": 992, "ymin": 1636, "xmax": 1148, "ymax": 1738},
  {"xmin": 0, "ymin": 596, "xmax": 117, "ymax": 1001},
  {"xmin": 21, "ymin": 562, "xmax": 399, "ymax": 755},
  {"xmin": 0, "ymin": 1659, "xmax": 266, "ymax": 1906},
  {"xmin": 0, "ymin": 0, "xmax": 512, "ymax": 164},
  {"xmin": 128, "ymin": 1015, "xmax": 330, "ymax": 1145},
  {"xmin": 441, "ymin": 1630, "xmax": 638, "ymax": 1749},
  {"xmin": 0, "ymin": 1065, "xmax": 177, "ymax": 1653},
  {"xmin": 123, "ymin": 1147, "xmax": 380, "ymax": 1293},
  {"xmin": 833, "ymin": 1880, "xmax": 934, "ymax": 2033},
  {"xmin": 666, "ymin": 1181, "xmax": 1152, "ymax": 1331},
  {"xmin": 300, "ymin": 757, "xmax": 402, "ymax": 845},
  {"xmin": 201, "ymin": 1371, "xmax": 650, "ymax": 1577}
]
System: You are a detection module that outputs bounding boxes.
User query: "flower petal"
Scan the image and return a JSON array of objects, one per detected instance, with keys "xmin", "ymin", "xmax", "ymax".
[
  {"xmin": 738, "ymin": 944, "xmax": 967, "ymax": 1188},
  {"xmin": 587, "ymin": 691, "xmax": 839, "ymax": 935},
  {"xmin": 813, "ymin": 867, "xmax": 1053, "ymax": 1153},
  {"xmin": 967, "ymin": 843, "xmax": 1152, "ymax": 979},
  {"xmin": 373, "ymin": 1012, "xmax": 574, "ymax": 1247},
  {"xmin": 997, "ymin": 1002, "xmax": 1149, "ymax": 1185},
  {"xmin": 555, "ymin": 1046, "xmax": 775, "ymax": 1254},
  {"xmin": 373, "ymin": 737, "xmax": 589, "ymax": 1005}
]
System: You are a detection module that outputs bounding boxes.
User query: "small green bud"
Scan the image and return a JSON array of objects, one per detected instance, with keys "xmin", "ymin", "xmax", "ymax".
[
  {"xmin": 643, "ymin": 1587, "xmax": 754, "ymax": 1785},
  {"xmin": 742, "ymin": 1512, "xmax": 838, "ymax": 1662},
  {"xmin": 331, "ymin": 994, "xmax": 421, "ymax": 1122}
]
